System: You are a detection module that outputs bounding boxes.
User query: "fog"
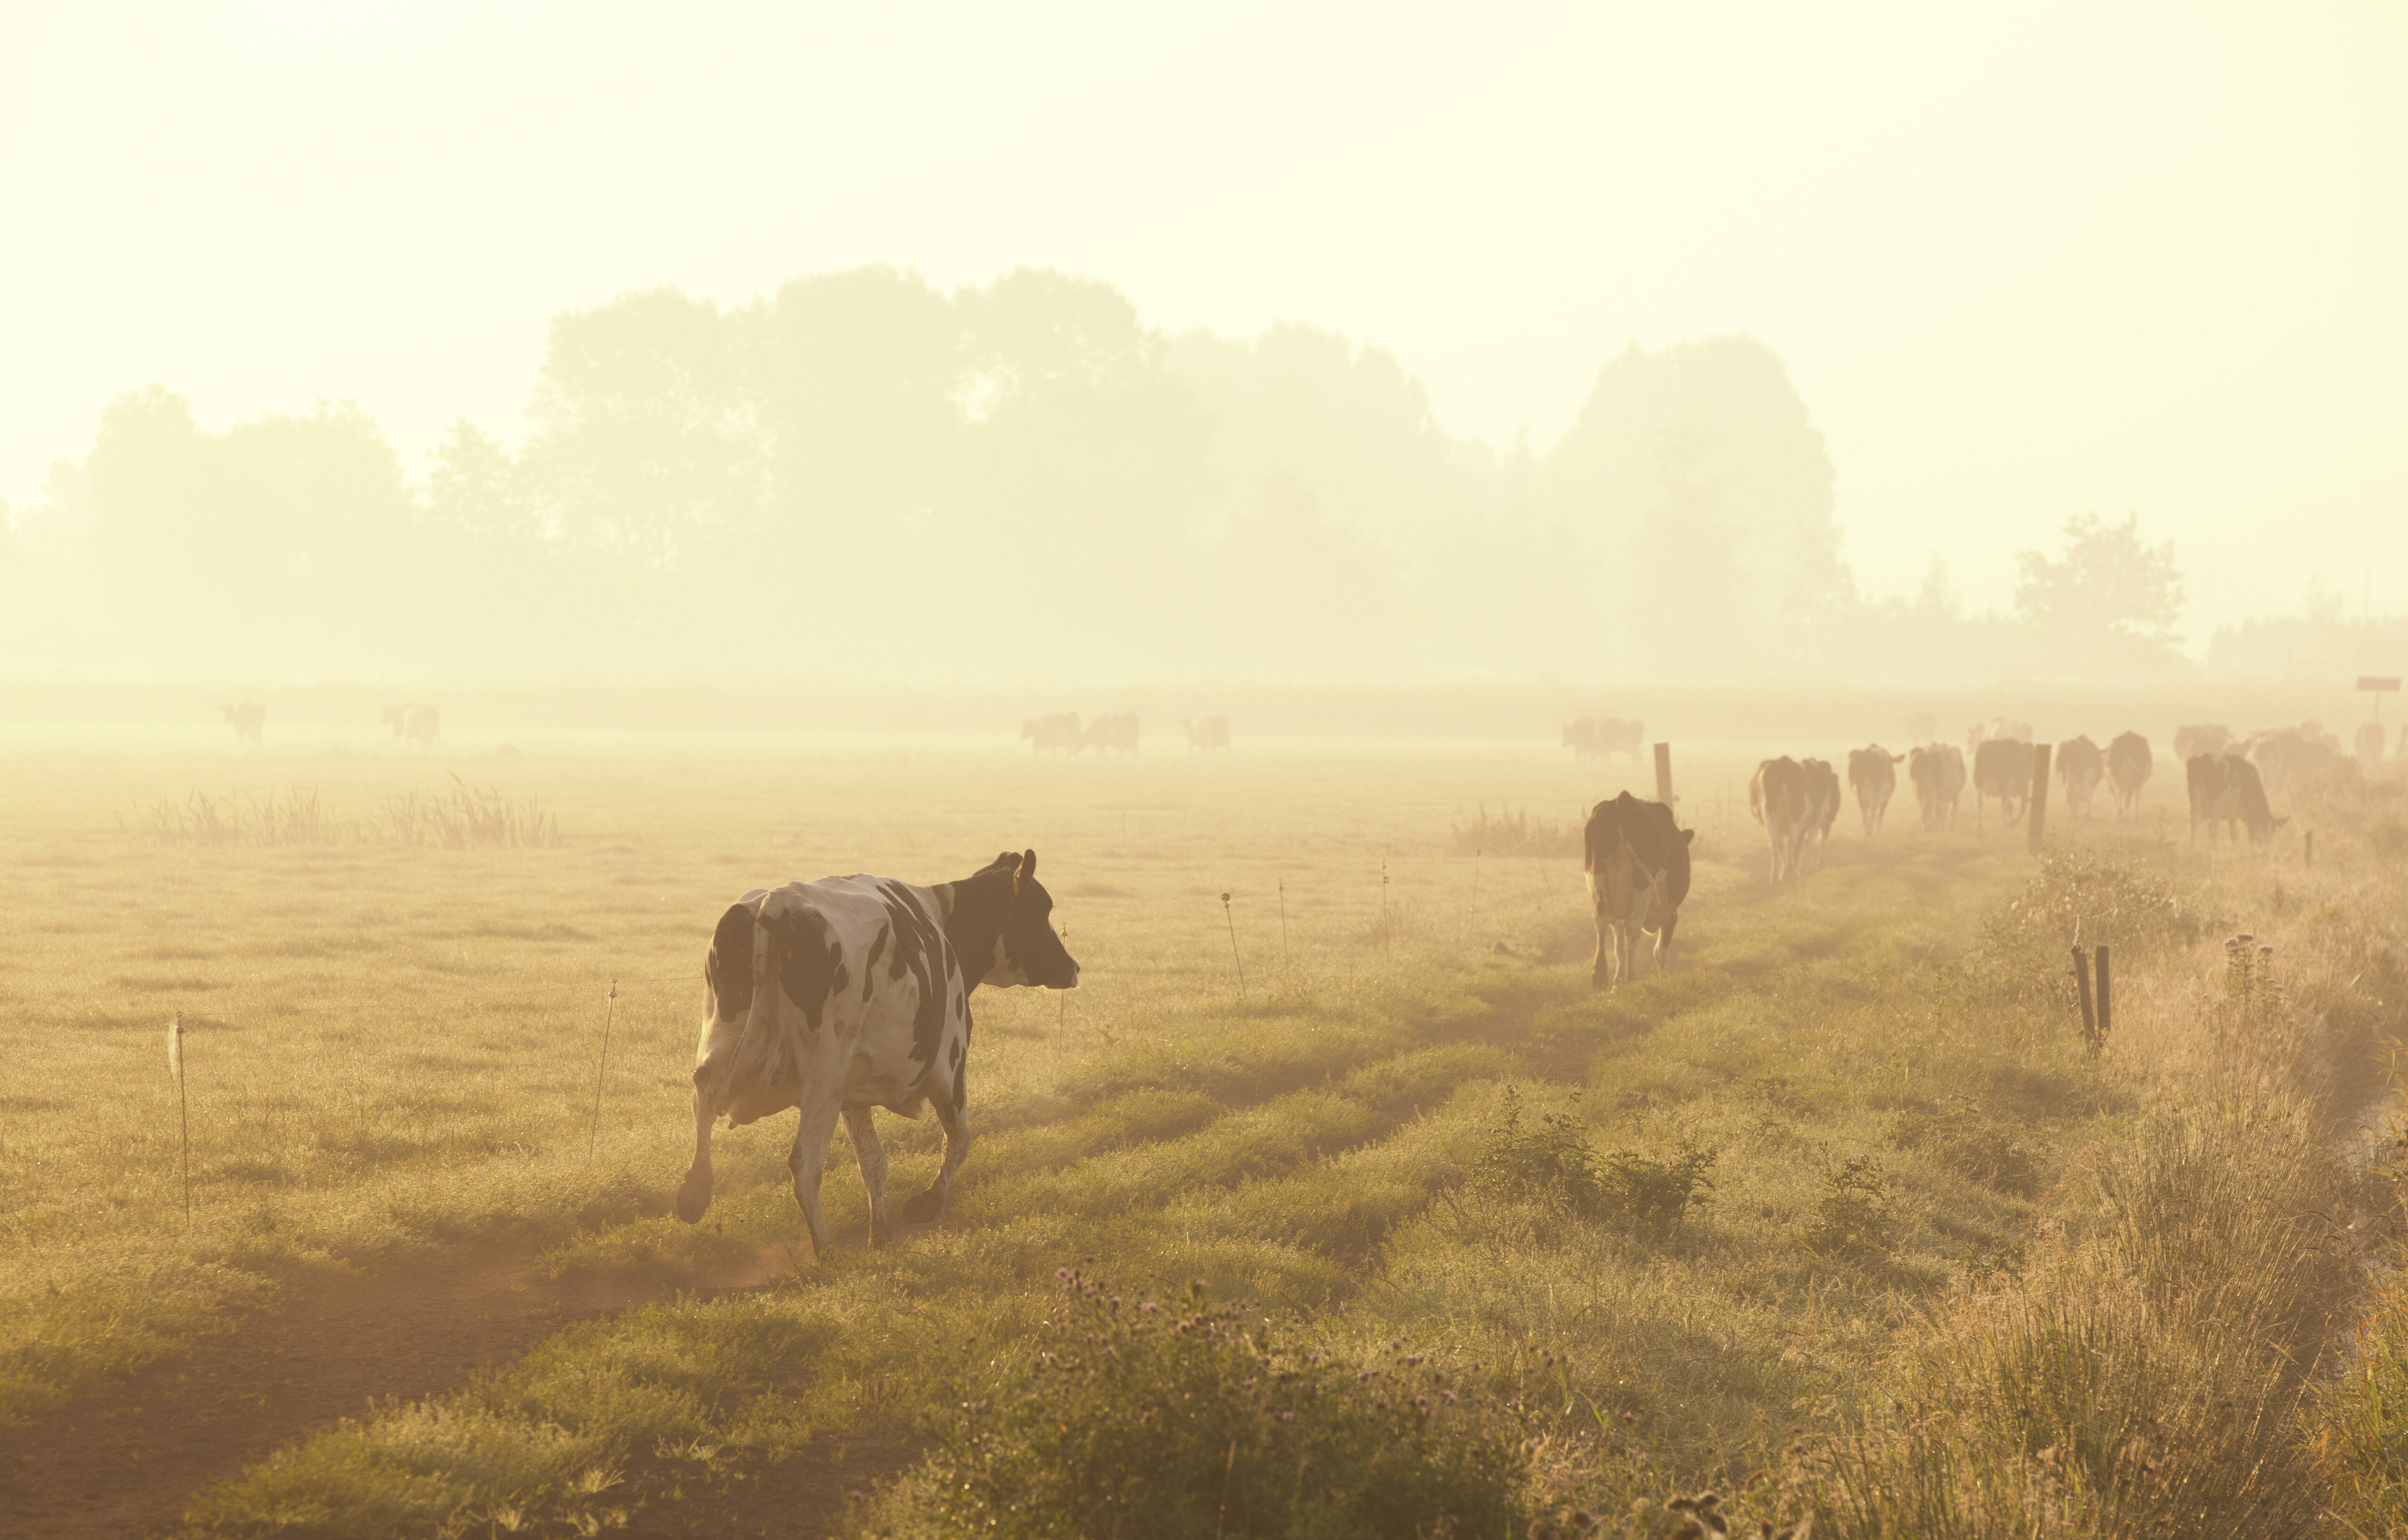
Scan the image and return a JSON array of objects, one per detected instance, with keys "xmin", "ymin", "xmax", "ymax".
[{"xmin": 3, "ymin": 2, "xmax": 2404, "ymax": 691}]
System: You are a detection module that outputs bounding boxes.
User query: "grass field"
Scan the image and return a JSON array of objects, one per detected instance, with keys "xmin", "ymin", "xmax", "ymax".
[{"xmin": 4, "ymin": 728, "xmax": 2406, "ymax": 1538}]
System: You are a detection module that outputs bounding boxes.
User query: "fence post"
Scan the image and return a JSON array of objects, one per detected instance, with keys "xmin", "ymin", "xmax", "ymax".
[
  {"xmin": 2071, "ymin": 946, "xmax": 2097, "ymax": 1051},
  {"xmin": 2027, "ymin": 743, "xmax": 2053, "ymax": 854},
  {"xmin": 1653, "ymin": 742, "xmax": 1675, "ymax": 808},
  {"xmin": 2094, "ymin": 945, "xmax": 2112, "ymax": 1051}
]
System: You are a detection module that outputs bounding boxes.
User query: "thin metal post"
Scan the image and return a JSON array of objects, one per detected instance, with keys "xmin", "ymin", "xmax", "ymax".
[
  {"xmin": 2094, "ymin": 945, "xmax": 2112, "ymax": 1051},
  {"xmin": 168, "ymin": 1011, "xmax": 190, "ymax": 1224},
  {"xmin": 2071, "ymin": 946, "xmax": 2096, "ymax": 1051},
  {"xmin": 587, "ymin": 979, "xmax": 618, "ymax": 1164}
]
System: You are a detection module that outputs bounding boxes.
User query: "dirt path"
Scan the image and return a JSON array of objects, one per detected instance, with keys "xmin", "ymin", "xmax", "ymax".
[{"xmin": 0, "ymin": 1247, "xmax": 787, "ymax": 1540}]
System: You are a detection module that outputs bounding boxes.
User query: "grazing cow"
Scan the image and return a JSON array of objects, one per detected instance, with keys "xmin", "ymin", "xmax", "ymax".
[
  {"xmin": 1084, "ymin": 711, "xmax": 1141, "ymax": 755},
  {"xmin": 2173, "ymin": 724, "xmax": 2231, "ymax": 763},
  {"xmin": 1563, "ymin": 716, "xmax": 1644, "ymax": 763},
  {"xmin": 1800, "ymin": 758, "xmax": 1842, "ymax": 868},
  {"xmin": 2107, "ymin": 732, "xmax": 2153, "ymax": 819},
  {"xmin": 1971, "ymin": 739, "xmax": 2032, "ymax": 831},
  {"xmin": 1750, "ymin": 756, "xmax": 1812, "ymax": 884},
  {"xmin": 1180, "ymin": 715, "xmax": 1232, "ymax": 753},
  {"xmin": 1021, "ymin": 714, "xmax": 1083, "ymax": 754},
  {"xmin": 1847, "ymin": 746, "xmax": 1904, "ymax": 835},
  {"xmin": 2358, "ymin": 723, "xmax": 2387, "ymax": 770},
  {"xmin": 2187, "ymin": 754, "xmax": 2287, "ymax": 847},
  {"xmin": 1584, "ymin": 792, "xmax": 1693, "ymax": 989},
  {"xmin": 2055, "ymin": 736, "xmax": 2105, "ymax": 820},
  {"xmin": 219, "ymin": 702, "xmax": 265, "ymax": 744},
  {"xmin": 1908, "ymin": 744, "xmax": 1965, "ymax": 831},
  {"xmin": 2247, "ymin": 727, "xmax": 2344, "ymax": 797},
  {"xmin": 676, "ymin": 850, "xmax": 1079, "ymax": 1254},
  {"xmin": 382, "ymin": 704, "xmax": 441, "ymax": 750}
]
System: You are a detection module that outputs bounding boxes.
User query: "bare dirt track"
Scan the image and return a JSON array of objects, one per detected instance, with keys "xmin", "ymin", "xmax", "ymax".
[{"xmin": 0, "ymin": 1244, "xmax": 832, "ymax": 1540}]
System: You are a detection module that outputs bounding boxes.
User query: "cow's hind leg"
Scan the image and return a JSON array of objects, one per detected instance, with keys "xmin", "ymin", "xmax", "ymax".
[
  {"xmin": 785, "ymin": 1097, "xmax": 843, "ymax": 1258},
  {"xmin": 1651, "ymin": 906, "xmax": 1679, "ymax": 972},
  {"xmin": 841, "ymin": 1104, "xmax": 894, "ymax": 1247},
  {"xmin": 901, "ymin": 1056, "xmax": 974, "ymax": 1226}
]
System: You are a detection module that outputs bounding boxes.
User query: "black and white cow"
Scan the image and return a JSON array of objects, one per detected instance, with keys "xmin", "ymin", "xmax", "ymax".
[
  {"xmin": 1908, "ymin": 743, "xmax": 1965, "ymax": 831},
  {"xmin": 220, "ymin": 702, "xmax": 266, "ymax": 743},
  {"xmin": 2107, "ymin": 732, "xmax": 2152, "ymax": 819},
  {"xmin": 1584, "ymin": 792, "xmax": 1692, "ymax": 989},
  {"xmin": 1800, "ymin": 757, "xmax": 1842, "ymax": 869},
  {"xmin": 1971, "ymin": 738, "xmax": 2032, "ymax": 831},
  {"xmin": 382, "ymin": 703, "xmax": 441, "ymax": 750},
  {"xmin": 1022, "ymin": 714, "xmax": 1083, "ymax": 754},
  {"xmin": 2187, "ymin": 754, "xmax": 2286, "ymax": 846},
  {"xmin": 1847, "ymin": 746, "xmax": 1903, "ymax": 835},
  {"xmin": 1750, "ymin": 756, "xmax": 1811, "ymax": 884},
  {"xmin": 2054, "ymin": 735, "xmax": 2105, "ymax": 820},
  {"xmin": 675, "ymin": 850, "xmax": 1079, "ymax": 1256}
]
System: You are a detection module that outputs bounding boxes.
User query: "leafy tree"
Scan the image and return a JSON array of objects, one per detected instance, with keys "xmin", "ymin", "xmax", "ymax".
[
  {"xmin": 426, "ymin": 419, "xmax": 535, "ymax": 539},
  {"xmin": 2013, "ymin": 513, "xmax": 2183, "ymax": 641}
]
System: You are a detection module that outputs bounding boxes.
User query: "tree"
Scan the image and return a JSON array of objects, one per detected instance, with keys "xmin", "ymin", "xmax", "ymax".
[{"xmin": 2013, "ymin": 513, "xmax": 2183, "ymax": 641}]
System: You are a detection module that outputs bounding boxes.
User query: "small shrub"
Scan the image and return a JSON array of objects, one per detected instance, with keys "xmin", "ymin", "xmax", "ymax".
[
  {"xmin": 1800, "ymin": 1154, "xmax": 1895, "ymax": 1263},
  {"xmin": 887, "ymin": 1272, "xmax": 1530, "ymax": 1540},
  {"xmin": 1977, "ymin": 848, "xmax": 2207, "ymax": 973},
  {"xmin": 1468, "ymin": 1089, "xmax": 1716, "ymax": 1240}
]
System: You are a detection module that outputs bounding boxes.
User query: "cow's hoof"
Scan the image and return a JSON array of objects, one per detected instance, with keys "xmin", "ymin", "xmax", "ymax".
[
  {"xmin": 674, "ymin": 1175, "xmax": 711, "ymax": 1225},
  {"xmin": 869, "ymin": 1214, "xmax": 894, "ymax": 1248},
  {"xmin": 898, "ymin": 1189, "xmax": 944, "ymax": 1226}
]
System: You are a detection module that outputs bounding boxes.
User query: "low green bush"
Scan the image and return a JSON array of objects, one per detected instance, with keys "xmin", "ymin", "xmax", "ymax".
[{"xmin": 1468, "ymin": 1089, "xmax": 1716, "ymax": 1240}]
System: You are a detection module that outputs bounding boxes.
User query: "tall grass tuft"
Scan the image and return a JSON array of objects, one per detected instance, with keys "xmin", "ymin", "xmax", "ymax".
[
  {"xmin": 377, "ymin": 775, "xmax": 560, "ymax": 849},
  {"xmin": 871, "ymin": 1272, "xmax": 1532, "ymax": 1540},
  {"xmin": 141, "ymin": 786, "xmax": 336, "ymax": 847},
  {"xmin": 1448, "ymin": 804, "xmax": 1580, "ymax": 859},
  {"xmin": 139, "ymin": 779, "xmax": 559, "ymax": 849},
  {"xmin": 1467, "ymin": 1089, "xmax": 1716, "ymax": 1241}
]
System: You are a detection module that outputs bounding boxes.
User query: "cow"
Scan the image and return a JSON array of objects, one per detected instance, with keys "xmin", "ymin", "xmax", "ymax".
[
  {"xmin": 676, "ymin": 850, "xmax": 1079, "ymax": 1256},
  {"xmin": 2107, "ymin": 732, "xmax": 2152, "ymax": 819},
  {"xmin": 1180, "ymin": 715, "xmax": 1231, "ymax": 753},
  {"xmin": 2173, "ymin": 724, "xmax": 2231, "ymax": 763},
  {"xmin": 2359, "ymin": 723, "xmax": 2388, "ymax": 770},
  {"xmin": 1800, "ymin": 758, "xmax": 1842, "ymax": 868},
  {"xmin": 382, "ymin": 704, "xmax": 441, "ymax": 750},
  {"xmin": 1583, "ymin": 791, "xmax": 1693, "ymax": 989},
  {"xmin": 1966, "ymin": 718, "xmax": 2036, "ymax": 760},
  {"xmin": 1750, "ymin": 756, "xmax": 1811, "ymax": 884},
  {"xmin": 1084, "ymin": 711, "xmax": 1141, "ymax": 755},
  {"xmin": 2247, "ymin": 727, "xmax": 2344, "ymax": 798},
  {"xmin": 1907, "ymin": 744, "xmax": 1964, "ymax": 831},
  {"xmin": 2055, "ymin": 735, "xmax": 2105, "ymax": 821},
  {"xmin": 1847, "ymin": 746, "xmax": 1904, "ymax": 835},
  {"xmin": 2187, "ymin": 754, "xmax": 2286, "ymax": 847},
  {"xmin": 1971, "ymin": 738, "xmax": 2031, "ymax": 831},
  {"xmin": 1021, "ymin": 714, "xmax": 1083, "ymax": 754},
  {"xmin": 219, "ymin": 702, "xmax": 265, "ymax": 744},
  {"xmin": 1563, "ymin": 717, "xmax": 1644, "ymax": 763}
]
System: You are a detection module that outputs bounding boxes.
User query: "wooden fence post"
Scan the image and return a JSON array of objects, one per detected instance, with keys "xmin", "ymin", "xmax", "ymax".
[
  {"xmin": 1654, "ymin": 742, "xmax": 1675, "ymax": 808},
  {"xmin": 2071, "ymin": 946, "xmax": 2097, "ymax": 1051},
  {"xmin": 2027, "ymin": 742, "xmax": 2053, "ymax": 854},
  {"xmin": 2094, "ymin": 945, "xmax": 2112, "ymax": 1051}
]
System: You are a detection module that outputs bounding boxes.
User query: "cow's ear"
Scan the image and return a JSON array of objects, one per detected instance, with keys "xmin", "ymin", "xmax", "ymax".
[
  {"xmin": 1021, "ymin": 849, "xmax": 1038, "ymax": 883},
  {"xmin": 1683, "ymin": 828, "xmax": 1696, "ymax": 845}
]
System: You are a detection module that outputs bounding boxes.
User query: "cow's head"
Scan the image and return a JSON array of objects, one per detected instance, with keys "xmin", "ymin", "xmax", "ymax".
[{"xmin": 947, "ymin": 849, "xmax": 1079, "ymax": 989}]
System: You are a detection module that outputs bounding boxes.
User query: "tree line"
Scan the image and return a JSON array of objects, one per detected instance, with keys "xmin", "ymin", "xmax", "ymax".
[{"xmin": 0, "ymin": 265, "xmax": 2197, "ymax": 684}]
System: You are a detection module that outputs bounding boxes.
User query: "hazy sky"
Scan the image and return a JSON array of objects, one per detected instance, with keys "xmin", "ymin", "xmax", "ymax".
[{"xmin": 5, "ymin": 1, "xmax": 2403, "ymax": 647}]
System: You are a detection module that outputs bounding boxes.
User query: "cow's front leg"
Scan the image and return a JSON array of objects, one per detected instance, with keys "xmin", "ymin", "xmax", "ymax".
[
  {"xmin": 786, "ymin": 1096, "xmax": 844, "ymax": 1258},
  {"xmin": 901, "ymin": 1058, "xmax": 974, "ymax": 1226},
  {"xmin": 1588, "ymin": 882, "xmax": 1612, "ymax": 992},
  {"xmin": 1652, "ymin": 904, "xmax": 1680, "ymax": 971},
  {"xmin": 841, "ymin": 1104, "xmax": 894, "ymax": 1247}
]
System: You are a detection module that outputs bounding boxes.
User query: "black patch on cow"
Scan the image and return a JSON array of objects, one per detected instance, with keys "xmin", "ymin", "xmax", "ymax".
[
  {"xmin": 874, "ymin": 880, "xmax": 955, "ymax": 1068},
  {"xmin": 864, "ymin": 923, "xmax": 890, "ymax": 1000},
  {"xmin": 705, "ymin": 902, "xmax": 756, "ymax": 1022},
  {"xmin": 952, "ymin": 1054, "xmax": 967, "ymax": 1113},
  {"xmin": 765, "ymin": 904, "xmax": 843, "ymax": 1037}
]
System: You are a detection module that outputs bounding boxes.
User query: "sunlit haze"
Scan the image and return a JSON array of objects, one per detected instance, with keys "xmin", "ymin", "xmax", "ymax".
[{"xmin": 3, "ymin": 0, "xmax": 2404, "ymax": 682}]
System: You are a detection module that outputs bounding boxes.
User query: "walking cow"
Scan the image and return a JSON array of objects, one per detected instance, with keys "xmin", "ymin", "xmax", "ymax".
[
  {"xmin": 1847, "ymin": 746, "xmax": 1904, "ymax": 835},
  {"xmin": 2055, "ymin": 735, "xmax": 2105, "ymax": 820},
  {"xmin": 2107, "ymin": 732, "xmax": 2153, "ymax": 819},
  {"xmin": 1584, "ymin": 792, "xmax": 1692, "ymax": 990},
  {"xmin": 1750, "ymin": 757, "xmax": 1812, "ymax": 884},
  {"xmin": 675, "ymin": 850, "xmax": 1079, "ymax": 1257}
]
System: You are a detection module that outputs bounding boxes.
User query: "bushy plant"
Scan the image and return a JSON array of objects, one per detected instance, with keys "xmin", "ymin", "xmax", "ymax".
[
  {"xmin": 1888, "ymin": 1099, "xmax": 2042, "ymax": 1198},
  {"xmin": 1799, "ymin": 1155, "xmax": 1894, "ymax": 1263},
  {"xmin": 1469, "ymin": 1089, "xmax": 1716, "ymax": 1240},
  {"xmin": 888, "ymin": 1272, "xmax": 1530, "ymax": 1540}
]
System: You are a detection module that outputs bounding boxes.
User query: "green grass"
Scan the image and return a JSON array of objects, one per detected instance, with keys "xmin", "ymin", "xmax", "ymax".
[{"xmin": 1, "ymin": 734, "xmax": 2402, "ymax": 1537}]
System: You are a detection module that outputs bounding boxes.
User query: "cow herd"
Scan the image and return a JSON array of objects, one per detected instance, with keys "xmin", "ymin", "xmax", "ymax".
[{"xmin": 1019, "ymin": 712, "xmax": 1232, "ymax": 754}]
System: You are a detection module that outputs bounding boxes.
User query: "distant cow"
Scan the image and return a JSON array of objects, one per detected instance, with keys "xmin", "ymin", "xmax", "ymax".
[
  {"xmin": 1084, "ymin": 712, "xmax": 1141, "ymax": 755},
  {"xmin": 2107, "ymin": 732, "xmax": 2153, "ymax": 819},
  {"xmin": 2188, "ymin": 754, "xmax": 2287, "ymax": 847},
  {"xmin": 676, "ymin": 850, "xmax": 1079, "ymax": 1255},
  {"xmin": 1584, "ymin": 791, "xmax": 1693, "ymax": 989},
  {"xmin": 1847, "ymin": 746, "xmax": 1904, "ymax": 835},
  {"xmin": 2247, "ymin": 727, "xmax": 2344, "ymax": 797},
  {"xmin": 1801, "ymin": 758, "xmax": 1842, "ymax": 868},
  {"xmin": 1750, "ymin": 756, "xmax": 1812, "ymax": 884},
  {"xmin": 382, "ymin": 704, "xmax": 441, "ymax": 750},
  {"xmin": 2055, "ymin": 736, "xmax": 2105, "ymax": 820},
  {"xmin": 2173, "ymin": 724, "xmax": 2231, "ymax": 763},
  {"xmin": 2358, "ymin": 723, "xmax": 2387, "ymax": 770},
  {"xmin": 1908, "ymin": 744, "xmax": 1965, "ymax": 831},
  {"xmin": 1021, "ymin": 714, "xmax": 1083, "ymax": 754},
  {"xmin": 220, "ymin": 702, "xmax": 265, "ymax": 744},
  {"xmin": 1971, "ymin": 738, "xmax": 2032, "ymax": 831},
  {"xmin": 1563, "ymin": 717, "xmax": 1644, "ymax": 764},
  {"xmin": 1966, "ymin": 718, "xmax": 2036, "ymax": 760},
  {"xmin": 1180, "ymin": 715, "xmax": 1231, "ymax": 753}
]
